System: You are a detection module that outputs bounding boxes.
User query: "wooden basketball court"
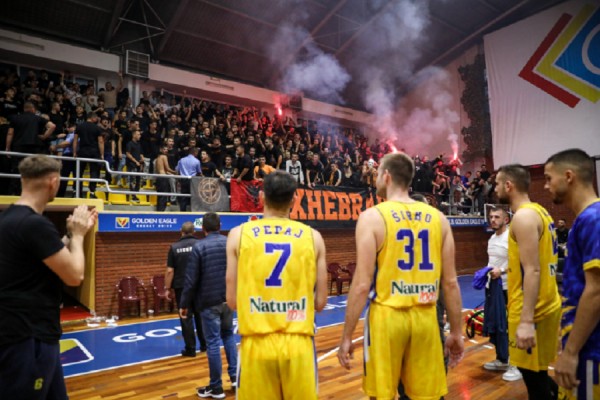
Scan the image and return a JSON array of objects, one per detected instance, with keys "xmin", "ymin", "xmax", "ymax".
[{"xmin": 64, "ymin": 313, "xmax": 529, "ymax": 399}]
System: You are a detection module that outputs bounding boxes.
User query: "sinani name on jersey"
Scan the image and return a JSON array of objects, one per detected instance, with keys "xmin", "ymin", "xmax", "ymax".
[
  {"xmin": 507, "ymin": 202, "xmax": 561, "ymax": 322},
  {"xmin": 237, "ymin": 218, "xmax": 316, "ymax": 336},
  {"xmin": 372, "ymin": 201, "xmax": 443, "ymax": 308}
]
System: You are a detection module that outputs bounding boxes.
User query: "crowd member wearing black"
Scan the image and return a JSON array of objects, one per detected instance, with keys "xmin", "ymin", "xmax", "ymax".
[
  {"xmin": 200, "ymin": 150, "xmax": 220, "ymax": 178},
  {"xmin": 0, "ymin": 155, "xmax": 97, "ymax": 399},
  {"xmin": 232, "ymin": 144, "xmax": 254, "ymax": 182},
  {"xmin": 73, "ymin": 112, "xmax": 104, "ymax": 198},
  {"xmin": 5, "ymin": 102, "xmax": 56, "ymax": 194},
  {"xmin": 306, "ymin": 153, "xmax": 324, "ymax": 188},
  {"xmin": 99, "ymin": 116, "xmax": 114, "ymax": 185},
  {"xmin": 181, "ymin": 213, "xmax": 237, "ymax": 398},
  {"xmin": 164, "ymin": 222, "xmax": 206, "ymax": 357},
  {"xmin": 125, "ymin": 129, "xmax": 144, "ymax": 202},
  {"xmin": 555, "ymin": 218, "xmax": 569, "ymax": 258}
]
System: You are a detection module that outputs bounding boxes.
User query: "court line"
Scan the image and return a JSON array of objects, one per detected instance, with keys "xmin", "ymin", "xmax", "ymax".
[{"xmin": 317, "ymin": 336, "xmax": 364, "ymax": 363}]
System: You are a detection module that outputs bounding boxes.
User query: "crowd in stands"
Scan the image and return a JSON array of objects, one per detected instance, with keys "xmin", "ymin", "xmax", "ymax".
[{"xmin": 0, "ymin": 67, "xmax": 496, "ymax": 214}]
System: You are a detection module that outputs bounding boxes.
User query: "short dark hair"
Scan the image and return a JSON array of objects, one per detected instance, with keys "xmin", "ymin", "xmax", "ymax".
[
  {"xmin": 545, "ymin": 148, "xmax": 595, "ymax": 185},
  {"xmin": 497, "ymin": 164, "xmax": 530, "ymax": 192},
  {"xmin": 181, "ymin": 221, "xmax": 195, "ymax": 234},
  {"xmin": 87, "ymin": 111, "xmax": 97, "ymax": 120},
  {"xmin": 410, "ymin": 193, "xmax": 428, "ymax": 203},
  {"xmin": 380, "ymin": 152, "xmax": 414, "ymax": 188},
  {"xmin": 202, "ymin": 212, "xmax": 220, "ymax": 232},
  {"xmin": 263, "ymin": 171, "xmax": 297, "ymax": 210},
  {"xmin": 19, "ymin": 155, "xmax": 61, "ymax": 179}
]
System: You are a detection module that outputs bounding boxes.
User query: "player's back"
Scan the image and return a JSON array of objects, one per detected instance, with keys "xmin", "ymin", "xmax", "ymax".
[
  {"xmin": 507, "ymin": 202, "xmax": 561, "ymax": 322},
  {"xmin": 371, "ymin": 201, "xmax": 443, "ymax": 309},
  {"xmin": 237, "ymin": 217, "xmax": 316, "ymax": 336}
]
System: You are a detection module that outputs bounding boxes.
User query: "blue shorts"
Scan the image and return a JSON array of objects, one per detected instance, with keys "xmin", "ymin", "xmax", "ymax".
[{"xmin": 0, "ymin": 337, "xmax": 68, "ymax": 400}]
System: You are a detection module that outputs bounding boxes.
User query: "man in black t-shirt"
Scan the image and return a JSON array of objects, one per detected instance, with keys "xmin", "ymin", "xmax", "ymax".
[
  {"xmin": 5, "ymin": 102, "xmax": 56, "ymax": 194},
  {"xmin": 0, "ymin": 155, "xmax": 96, "ymax": 399},
  {"xmin": 73, "ymin": 112, "xmax": 104, "ymax": 198},
  {"xmin": 126, "ymin": 130, "xmax": 144, "ymax": 201},
  {"xmin": 233, "ymin": 144, "xmax": 254, "ymax": 182},
  {"xmin": 164, "ymin": 222, "xmax": 206, "ymax": 356}
]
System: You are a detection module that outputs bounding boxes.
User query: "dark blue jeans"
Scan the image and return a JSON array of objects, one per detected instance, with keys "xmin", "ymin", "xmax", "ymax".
[
  {"xmin": 0, "ymin": 337, "xmax": 68, "ymax": 399},
  {"xmin": 200, "ymin": 303, "xmax": 238, "ymax": 388}
]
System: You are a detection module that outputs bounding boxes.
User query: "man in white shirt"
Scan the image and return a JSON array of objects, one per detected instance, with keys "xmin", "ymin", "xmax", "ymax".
[
  {"xmin": 285, "ymin": 152, "xmax": 304, "ymax": 185},
  {"xmin": 483, "ymin": 207, "xmax": 522, "ymax": 381}
]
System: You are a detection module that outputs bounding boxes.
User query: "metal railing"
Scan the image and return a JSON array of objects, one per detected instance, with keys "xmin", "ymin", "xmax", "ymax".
[{"xmin": 0, "ymin": 151, "xmax": 192, "ymax": 200}]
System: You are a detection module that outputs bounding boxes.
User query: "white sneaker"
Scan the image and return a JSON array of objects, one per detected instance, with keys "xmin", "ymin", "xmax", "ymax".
[
  {"xmin": 483, "ymin": 359, "xmax": 509, "ymax": 371},
  {"xmin": 502, "ymin": 366, "xmax": 522, "ymax": 381}
]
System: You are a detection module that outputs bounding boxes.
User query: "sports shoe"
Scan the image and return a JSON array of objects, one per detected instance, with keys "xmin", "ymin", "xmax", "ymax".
[
  {"xmin": 483, "ymin": 359, "xmax": 509, "ymax": 371},
  {"xmin": 230, "ymin": 377, "xmax": 237, "ymax": 389},
  {"xmin": 181, "ymin": 349, "xmax": 196, "ymax": 357},
  {"xmin": 502, "ymin": 366, "xmax": 523, "ymax": 381},
  {"xmin": 197, "ymin": 386, "xmax": 225, "ymax": 399}
]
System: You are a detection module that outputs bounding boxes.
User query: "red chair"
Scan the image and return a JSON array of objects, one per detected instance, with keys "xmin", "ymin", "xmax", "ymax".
[
  {"xmin": 116, "ymin": 276, "xmax": 148, "ymax": 318},
  {"xmin": 150, "ymin": 274, "xmax": 175, "ymax": 315},
  {"xmin": 344, "ymin": 262, "xmax": 357, "ymax": 281},
  {"xmin": 327, "ymin": 263, "xmax": 352, "ymax": 295}
]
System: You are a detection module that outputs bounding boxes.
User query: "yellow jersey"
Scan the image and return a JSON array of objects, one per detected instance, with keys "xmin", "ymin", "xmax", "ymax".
[
  {"xmin": 237, "ymin": 217, "xmax": 316, "ymax": 336},
  {"xmin": 371, "ymin": 201, "xmax": 443, "ymax": 309},
  {"xmin": 507, "ymin": 202, "xmax": 561, "ymax": 322}
]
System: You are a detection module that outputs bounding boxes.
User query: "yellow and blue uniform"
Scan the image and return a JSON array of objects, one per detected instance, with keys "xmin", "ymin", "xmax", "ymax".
[
  {"xmin": 236, "ymin": 217, "xmax": 317, "ymax": 400},
  {"xmin": 559, "ymin": 200, "xmax": 600, "ymax": 400},
  {"xmin": 364, "ymin": 201, "xmax": 446, "ymax": 400},
  {"xmin": 507, "ymin": 202, "xmax": 561, "ymax": 371}
]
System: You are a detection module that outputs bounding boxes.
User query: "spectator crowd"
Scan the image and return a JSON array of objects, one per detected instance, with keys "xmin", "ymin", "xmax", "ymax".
[{"xmin": 0, "ymin": 67, "xmax": 496, "ymax": 214}]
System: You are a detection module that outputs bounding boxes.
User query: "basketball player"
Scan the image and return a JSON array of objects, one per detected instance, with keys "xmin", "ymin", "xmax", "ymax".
[
  {"xmin": 544, "ymin": 149, "xmax": 600, "ymax": 400},
  {"xmin": 337, "ymin": 152, "xmax": 464, "ymax": 400},
  {"xmin": 495, "ymin": 164, "xmax": 561, "ymax": 399},
  {"xmin": 226, "ymin": 171, "xmax": 328, "ymax": 400}
]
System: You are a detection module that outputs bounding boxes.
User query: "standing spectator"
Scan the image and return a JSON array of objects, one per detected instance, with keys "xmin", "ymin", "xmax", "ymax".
[
  {"xmin": 55, "ymin": 123, "xmax": 77, "ymax": 198},
  {"xmin": 543, "ymin": 149, "xmax": 600, "ymax": 399},
  {"xmin": 99, "ymin": 73, "xmax": 123, "ymax": 119},
  {"xmin": 326, "ymin": 162, "xmax": 342, "ymax": 186},
  {"xmin": 494, "ymin": 164, "xmax": 561, "ymax": 399},
  {"xmin": 5, "ymin": 102, "xmax": 56, "ymax": 194},
  {"xmin": 99, "ymin": 116, "xmax": 114, "ymax": 185},
  {"xmin": 154, "ymin": 144, "xmax": 176, "ymax": 212},
  {"xmin": 306, "ymin": 153, "xmax": 324, "ymax": 188},
  {"xmin": 165, "ymin": 222, "xmax": 206, "ymax": 357},
  {"xmin": 181, "ymin": 213, "xmax": 238, "ymax": 398},
  {"xmin": 264, "ymin": 137, "xmax": 282, "ymax": 169},
  {"xmin": 0, "ymin": 155, "xmax": 96, "ymax": 399},
  {"xmin": 226, "ymin": 171, "xmax": 328, "ymax": 400},
  {"xmin": 285, "ymin": 152, "xmax": 304, "ymax": 185},
  {"xmin": 555, "ymin": 219, "xmax": 569, "ymax": 258},
  {"xmin": 254, "ymin": 155, "xmax": 275, "ymax": 181},
  {"xmin": 125, "ymin": 130, "xmax": 144, "ymax": 202},
  {"xmin": 232, "ymin": 144, "xmax": 253, "ymax": 182},
  {"xmin": 483, "ymin": 208, "xmax": 522, "ymax": 381},
  {"xmin": 200, "ymin": 150, "xmax": 220, "ymax": 178},
  {"xmin": 73, "ymin": 112, "xmax": 104, "ymax": 198},
  {"xmin": 176, "ymin": 147, "xmax": 202, "ymax": 212}
]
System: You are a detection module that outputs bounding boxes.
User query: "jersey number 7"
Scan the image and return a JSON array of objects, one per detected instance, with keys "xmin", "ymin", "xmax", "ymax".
[{"xmin": 265, "ymin": 243, "xmax": 291, "ymax": 287}]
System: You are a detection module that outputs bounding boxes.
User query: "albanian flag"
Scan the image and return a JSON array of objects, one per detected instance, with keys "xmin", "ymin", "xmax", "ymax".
[{"xmin": 230, "ymin": 179, "xmax": 264, "ymax": 212}]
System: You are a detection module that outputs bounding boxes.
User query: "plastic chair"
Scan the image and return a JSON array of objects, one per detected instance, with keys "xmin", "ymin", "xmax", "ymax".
[
  {"xmin": 116, "ymin": 276, "xmax": 148, "ymax": 318},
  {"xmin": 327, "ymin": 263, "xmax": 352, "ymax": 295},
  {"xmin": 150, "ymin": 274, "xmax": 174, "ymax": 314}
]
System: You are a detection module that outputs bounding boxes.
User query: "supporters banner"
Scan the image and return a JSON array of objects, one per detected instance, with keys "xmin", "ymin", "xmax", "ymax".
[
  {"xmin": 230, "ymin": 180, "xmax": 264, "ymax": 212},
  {"xmin": 190, "ymin": 177, "xmax": 230, "ymax": 212},
  {"xmin": 290, "ymin": 186, "xmax": 379, "ymax": 228},
  {"xmin": 484, "ymin": 0, "xmax": 600, "ymax": 166}
]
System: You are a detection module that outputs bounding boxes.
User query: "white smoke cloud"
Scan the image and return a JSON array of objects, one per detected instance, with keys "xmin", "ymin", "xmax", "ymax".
[{"xmin": 281, "ymin": 41, "xmax": 351, "ymax": 104}]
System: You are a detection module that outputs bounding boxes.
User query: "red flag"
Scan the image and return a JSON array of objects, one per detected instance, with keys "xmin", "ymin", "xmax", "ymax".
[{"xmin": 230, "ymin": 180, "xmax": 264, "ymax": 212}]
